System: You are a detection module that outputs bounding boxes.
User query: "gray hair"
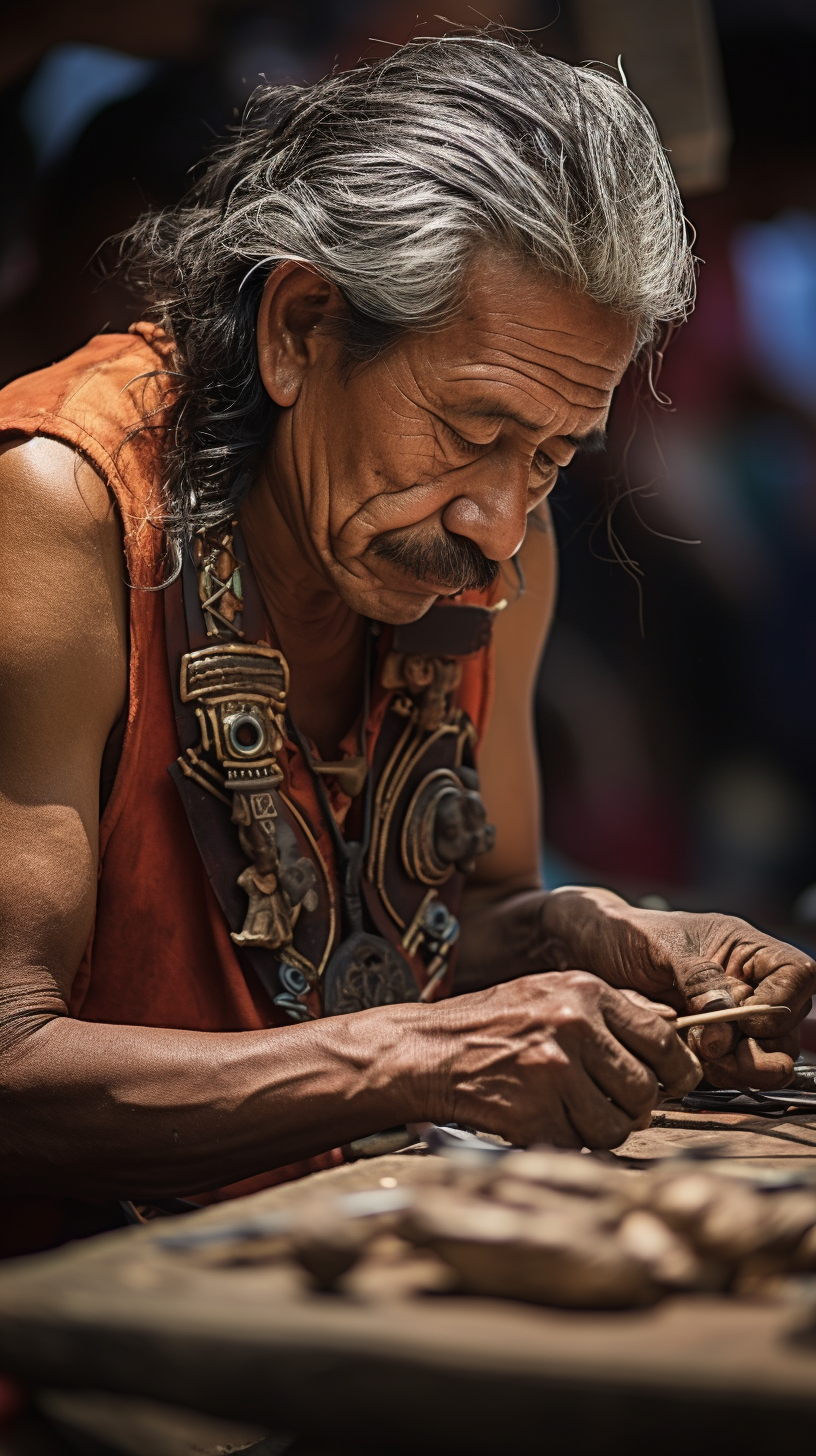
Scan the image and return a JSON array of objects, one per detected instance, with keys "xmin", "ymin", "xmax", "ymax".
[{"xmin": 117, "ymin": 31, "xmax": 695, "ymax": 545}]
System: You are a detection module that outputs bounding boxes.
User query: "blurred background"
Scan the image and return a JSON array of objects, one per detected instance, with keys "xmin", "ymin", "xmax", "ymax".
[{"xmin": 2, "ymin": 0, "xmax": 816, "ymax": 950}]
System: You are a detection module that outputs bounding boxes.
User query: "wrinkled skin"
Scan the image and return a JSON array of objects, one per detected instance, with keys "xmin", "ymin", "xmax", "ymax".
[
  {"xmin": 436, "ymin": 973, "xmax": 700, "ymax": 1149},
  {"xmin": 530, "ymin": 889, "xmax": 815, "ymax": 1089},
  {"xmin": 0, "ymin": 250, "xmax": 811, "ymax": 1206}
]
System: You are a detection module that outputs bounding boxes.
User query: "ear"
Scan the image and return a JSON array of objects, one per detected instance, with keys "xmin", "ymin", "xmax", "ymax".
[{"xmin": 256, "ymin": 261, "xmax": 346, "ymax": 406}]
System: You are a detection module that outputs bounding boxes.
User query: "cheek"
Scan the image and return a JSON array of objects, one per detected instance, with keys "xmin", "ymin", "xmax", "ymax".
[
  {"xmin": 329, "ymin": 426, "xmax": 454, "ymax": 537},
  {"xmin": 333, "ymin": 475, "xmax": 461, "ymax": 547}
]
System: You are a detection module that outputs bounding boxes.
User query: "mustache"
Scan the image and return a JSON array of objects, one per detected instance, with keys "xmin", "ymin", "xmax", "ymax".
[{"xmin": 371, "ymin": 527, "xmax": 499, "ymax": 594}]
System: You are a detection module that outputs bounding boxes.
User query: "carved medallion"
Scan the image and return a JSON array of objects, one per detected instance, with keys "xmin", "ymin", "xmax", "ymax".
[
  {"xmin": 401, "ymin": 767, "xmax": 496, "ymax": 884},
  {"xmin": 322, "ymin": 932, "xmax": 419, "ymax": 1015}
]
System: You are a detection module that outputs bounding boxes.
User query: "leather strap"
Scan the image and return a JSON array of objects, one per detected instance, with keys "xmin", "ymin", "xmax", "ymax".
[
  {"xmin": 164, "ymin": 558, "xmax": 290, "ymax": 1009},
  {"xmin": 393, "ymin": 602, "xmax": 493, "ymax": 657},
  {"xmin": 163, "ymin": 527, "xmax": 496, "ymax": 1017}
]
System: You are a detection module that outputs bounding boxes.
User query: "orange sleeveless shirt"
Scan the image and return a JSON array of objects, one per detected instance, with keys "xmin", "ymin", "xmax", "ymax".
[{"xmin": 0, "ymin": 328, "xmax": 495, "ymax": 1245}]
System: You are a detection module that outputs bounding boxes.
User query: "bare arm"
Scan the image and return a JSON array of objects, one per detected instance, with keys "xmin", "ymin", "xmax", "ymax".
[
  {"xmin": 456, "ymin": 505, "xmax": 555, "ymax": 990},
  {"xmin": 455, "ymin": 504, "xmax": 815, "ymax": 1088},
  {"xmin": 0, "ymin": 444, "xmax": 698, "ymax": 1198},
  {"xmin": 0, "ymin": 439, "xmax": 430, "ymax": 1197}
]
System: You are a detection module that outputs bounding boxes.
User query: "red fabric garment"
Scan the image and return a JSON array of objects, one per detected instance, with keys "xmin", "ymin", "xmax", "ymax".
[{"xmin": 0, "ymin": 328, "xmax": 495, "ymax": 1245}]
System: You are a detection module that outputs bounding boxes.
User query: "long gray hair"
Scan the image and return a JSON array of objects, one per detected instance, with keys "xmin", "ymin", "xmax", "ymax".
[{"xmin": 116, "ymin": 31, "xmax": 695, "ymax": 545}]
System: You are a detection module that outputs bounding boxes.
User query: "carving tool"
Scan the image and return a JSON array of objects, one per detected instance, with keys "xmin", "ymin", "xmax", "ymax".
[{"xmin": 674, "ymin": 1004, "xmax": 790, "ymax": 1031}]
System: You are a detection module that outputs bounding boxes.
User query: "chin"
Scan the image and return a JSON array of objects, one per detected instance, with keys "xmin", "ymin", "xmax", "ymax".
[
  {"xmin": 373, "ymin": 596, "xmax": 440, "ymax": 626},
  {"xmin": 339, "ymin": 579, "xmax": 439, "ymax": 626}
]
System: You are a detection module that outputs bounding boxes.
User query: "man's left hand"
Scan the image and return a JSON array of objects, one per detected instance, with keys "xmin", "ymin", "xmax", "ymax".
[{"xmin": 540, "ymin": 888, "xmax": 816, "ymax": 1089}]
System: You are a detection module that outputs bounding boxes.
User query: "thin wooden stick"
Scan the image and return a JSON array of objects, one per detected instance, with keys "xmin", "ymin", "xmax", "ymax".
[{"xmin": 674, "ymin": 1004, "xmax": 790, "ymax": 1031}]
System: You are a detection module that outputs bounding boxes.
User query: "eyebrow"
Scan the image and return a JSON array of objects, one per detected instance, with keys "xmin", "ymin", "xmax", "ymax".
[
  {"xmin": 449, "ymin": 401, "xmax": 607, "ymax": 453},
  {"xmin": 566, "ymin": 427, "xmax": 608, "ymax": 454}
]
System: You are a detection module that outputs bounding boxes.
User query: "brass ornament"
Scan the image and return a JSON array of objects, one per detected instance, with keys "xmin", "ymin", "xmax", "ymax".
[
  {"xmin": 381, "ymin": 652, "xmax": 463, "ymax": 732},
  {"xmin": 177, "ymin": 640, "xmax": 319, "ymax": 965},
  {"xmin": 192, "ymin": 525, "xmax": 244, "ymax": 636},
  {"xmin": 364, "ymin": 688, "xmax": 493, "ymax": 996},
  {"xmin": 401, "ymin": 888, "xmax": 460, "ymax": 1002},
  {"xmin": 230, "ymin": 788, "xmax": 318, "ymax": 955},
  {"xmin": 401, "ymin": 767, "xmax": 496, "ymax": 885},
  {"xmin": 366, "ymin": 707, "xmax": 461, "ymax": 930}
]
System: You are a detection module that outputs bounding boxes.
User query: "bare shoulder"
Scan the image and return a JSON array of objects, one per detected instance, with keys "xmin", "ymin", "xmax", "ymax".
[
  {"xmin": 471, "ymin": 505, "xmax": 555, "ymax": 886},
  {"xmin": 0, "ymin": 436, "xmax": 128, "ymax": 758},
  {"xmin": 0, "ymin": 435, "xmax": 127, "ymax": 617},
  {"xmin": 0, "ymin": 434, "xmax": 122, "ymax": 543},
  {"xmin": 516, "ymin": 499, "xmax": 557, "ymax": 597}
]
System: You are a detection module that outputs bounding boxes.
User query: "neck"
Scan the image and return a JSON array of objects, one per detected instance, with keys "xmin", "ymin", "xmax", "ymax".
[{"xmin": 238, "ymin": 460, "xmax": 366, "ymax": 760}]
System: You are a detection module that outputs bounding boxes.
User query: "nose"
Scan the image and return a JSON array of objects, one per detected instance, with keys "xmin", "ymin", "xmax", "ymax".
[{"xmin": 440, "ymin": 459, "xmax": 530, "ymax": 563}]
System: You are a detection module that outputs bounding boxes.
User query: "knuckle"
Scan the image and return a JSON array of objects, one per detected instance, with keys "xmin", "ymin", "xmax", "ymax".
[
  {"xmin": 680, "ymin": 960, "xmax": 719, "ymax": 987},
  {"xmin": 649, "ymin": 1021, "xmax": 674, "ymax": 1053},
  {"xmin": 583, "ymin": 1108, "xmax": 633, "ymax": 1152},
  {"xmin": 546, "ymin": 973, "xmax": 605, "ymax": 1036},
  {"xmin": 549, "ymin": 1005, "xmax": 586, "ymax": 1037},
  {"xmin": 801, "ymin": 962, "xmax": 816, "ymax": 992},
  {"xmin": 558, "ymin": 969, "xmax": 601, "ymax": 998},
  {"xmin": 629, "ymin": 1065, "xmax": 659, "ymax": 1110}
]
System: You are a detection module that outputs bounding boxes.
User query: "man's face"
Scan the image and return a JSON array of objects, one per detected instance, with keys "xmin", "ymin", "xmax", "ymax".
[{"xmin": 269, "ymin": 253, "xmax": 638, "ymax": 623}]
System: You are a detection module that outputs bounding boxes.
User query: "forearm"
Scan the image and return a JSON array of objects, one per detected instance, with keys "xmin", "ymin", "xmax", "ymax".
[
  {"xmin": 455, "ymin": 882, "xmax": 555, "ymax": 992},
  {"xmin": 454, "ymin": 882, "xmax": 642, "ymax": 994},
  {"xmin": 456, "ymin": 882, "xmax": 749, "ymax": 1011},
  {"xmin": 0, "ymin": 1006, "xmax": 445, "ymax": 1201}
]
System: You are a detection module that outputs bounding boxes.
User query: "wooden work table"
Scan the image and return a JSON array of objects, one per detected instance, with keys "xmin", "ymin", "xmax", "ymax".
[{"xmin": 2, "ymin": 1116, "xmax": 816, "ymax": 1455}]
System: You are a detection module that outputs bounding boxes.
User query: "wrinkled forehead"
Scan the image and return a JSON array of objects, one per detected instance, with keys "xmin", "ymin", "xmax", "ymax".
[
  {"xmin": 403, "ymin": 255, "xmax": 639, "ymax": 421},
  {"xmin": 453, "ymin": 255, "xmax": 636, "ymax": 367}
]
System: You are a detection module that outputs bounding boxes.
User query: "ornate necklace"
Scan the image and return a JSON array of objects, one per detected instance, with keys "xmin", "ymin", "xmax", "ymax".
[{"xmin": 168, "ymin": 520, "xmax": 496, "ymax": 1021}]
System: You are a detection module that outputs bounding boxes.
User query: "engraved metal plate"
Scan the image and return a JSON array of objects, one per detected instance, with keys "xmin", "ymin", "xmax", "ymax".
[{"xmin": 180, "ymin": 643, "xmax": 289, "ymax": 705}]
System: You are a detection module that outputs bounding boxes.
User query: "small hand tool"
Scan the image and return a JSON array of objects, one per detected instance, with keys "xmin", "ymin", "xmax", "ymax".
[
  {"xmin": 673, "ymin": 1003, "xmax": 790, "ymax": 1031},
  {"xmin": 682, "ymin": 1087, "xmax": 816, "ymax": 1115}
]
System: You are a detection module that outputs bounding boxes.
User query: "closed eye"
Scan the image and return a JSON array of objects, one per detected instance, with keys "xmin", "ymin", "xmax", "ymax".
[
  {"xmin": 533, "ymin": 448, "xmax": 557, "ymax": 474},
  {"xmin": 440, "ymin": 418, "xmax": 490, "ymax": 456},
  {"xmin": 440, "ymin": 417, "xmax": 558, "ymax": 476}
]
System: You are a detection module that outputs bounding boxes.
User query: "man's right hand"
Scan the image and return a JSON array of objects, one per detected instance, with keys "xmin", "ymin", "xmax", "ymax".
[{"xmin": 424, "ymin": 971, "xmax": 701, "ymax": 1150}]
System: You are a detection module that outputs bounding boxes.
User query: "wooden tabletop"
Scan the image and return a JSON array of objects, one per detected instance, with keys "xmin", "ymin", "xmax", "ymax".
[{"xmin": 2, "ymin": 1120, "xmax": 816, "ymax": 1455}]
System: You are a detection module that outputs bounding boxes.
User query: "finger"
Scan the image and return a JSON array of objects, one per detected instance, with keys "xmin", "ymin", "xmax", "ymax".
[
  {"xmin": 673, "ymin": 961, "xmax": 744, "ymax": 1060},
  {"xmin": 619, "ymin": 988, "xmax": 678, "ymax": 1022},
  {"xmin": 702, "ymin": 1037, "xmax": 796, "ymax": 1091},
  {"xmin": 559, "ymin": 1062, "xmax": 644, "ymax": 1151},
  {"xmin": 687, "ymin": 1021, "xmax": 738, "ymax": 1061},
  {"xmin": 521, "ymin": 1095, "xmax": 584, "ymax": 1151},
  {"xmin": 581, "ymin": 1025, "xmax": 660, "ymax": 1121},
  {"xmin": 726, "ymin": 1002, "xmax": 802, "ymax": 1040},
  {"xmin": 689, "ymin": 978, "xmax": 755, "ymax": 1059},
  {"xmin": 753, "ymin": 1029, "xmax": 800, "ymax": 1057},
  {"xmin": 739, "ymin": 978, "xmax": 813, "ymax": 1032},
  {"xmin": 602, "ymin": 990, "xmax": 702, "ymax": 1097},
  {"xmin": 674, "ymin": 958, "xmax": 737, "ymax": 1012},
  {"xmin": 747, "ymin": 949, "xmax": 816, "ymax": 1018}
]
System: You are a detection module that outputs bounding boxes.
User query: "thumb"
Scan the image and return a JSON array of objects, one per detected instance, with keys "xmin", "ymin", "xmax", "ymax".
[
  {"xmin": 618, "ymin": 988, "xmax": 678, "ymax": 1021},
  {"xmin": 673, "ymin": 958, "xmax": 749, "ymax": 1061}
]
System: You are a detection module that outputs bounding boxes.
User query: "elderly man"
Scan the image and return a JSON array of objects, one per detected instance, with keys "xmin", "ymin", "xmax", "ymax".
[{"xmin": 0, "ymin": 34, "xmax": 813, "ymax": 1251}]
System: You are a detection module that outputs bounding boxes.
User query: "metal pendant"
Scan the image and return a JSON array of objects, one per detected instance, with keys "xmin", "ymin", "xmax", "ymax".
[
  {"xmin": 177, "ymin": 640, "xmax": 321, "ymax": 968},
  {"xmin": 322, "ymin": 932, "xmax": 419, "ymax": 1015},
  {"xmin": 402, "ymin": 765, "xmax": 495, "ymax": 883}
]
